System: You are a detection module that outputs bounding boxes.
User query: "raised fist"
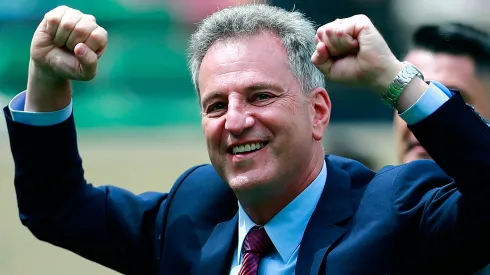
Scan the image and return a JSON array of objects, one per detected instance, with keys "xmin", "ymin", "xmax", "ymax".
[
  {"xmin": 30, "ymin": 5, "xmax": 107, "ymax": 81},
  {"xmin": 311, "ymin": 15, "xmax": 402, "ymax": 94}
]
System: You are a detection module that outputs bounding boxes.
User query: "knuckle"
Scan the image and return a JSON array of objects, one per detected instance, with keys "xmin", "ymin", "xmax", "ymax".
[
  {"xmin": 60, "ymin": 20, "xmax": 76, "ymax": 31},
  {"xmin": 92, "ymin": 27, "xmax": 108, "ymax": 41},
  {"xmin": 318, "ymin": 31, "xmax": 326, "ymax": 40},
  {"xmin": 53, "ymin": 5, "xmax": 68, "ymax": 12},
  {"xmin": 45, "ymin": 12, "xmax": 60, "ymax": 24},
  {"xmin": 45, "ymin": 5, "xmax": 68, "ymax": 19},
  {"xmin": 85, "ymin": 14, "xmax": 96, "ymax": 22},
  {"xmin": 73, "ymin": 25, "xmax": 91, "ymax": 36},
  {"xmin": 358, "ymin": 14, "xmax": 371, "ymax": 23},
  {"xmin": 46, "ymin": 14, "xmax": 60, "ymax": 25},
  {"xmin": 59, "ymin": 11, "xmax": 83, "ymax": 30},
  {"xmin": 97, "ymin": 27, "xmax": 108, "ymax": 36},
  {"xmin": 68, "ymin": 8, "xmax": 82, "ymax": 14}
]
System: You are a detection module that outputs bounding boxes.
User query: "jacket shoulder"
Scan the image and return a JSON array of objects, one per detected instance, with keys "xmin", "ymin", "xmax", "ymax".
[
  {"xmin": 373, "ymin": 159, "xmax": 451, "ymax": 194},
  {"xmin": 379, "ymin": 159, "xmax": 454, "ymax": 216},
  {"xmin": 164, "ymin": 164, "xmax": 237, "ymax": 225},
  {"xmin": 326, "ymin": 154, "xmax": 376, "ymax": 183}
]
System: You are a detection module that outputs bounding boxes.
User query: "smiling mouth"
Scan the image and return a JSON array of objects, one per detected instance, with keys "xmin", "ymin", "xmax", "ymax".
[{"xmin": 228, "ymin": 142, "xmax": 269, "ymax": 155}]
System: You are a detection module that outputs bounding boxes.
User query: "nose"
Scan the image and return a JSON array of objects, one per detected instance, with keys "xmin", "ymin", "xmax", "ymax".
[
  {"xmin": 406, "ymin": 130, "xmax": 418, "ymax": 144},
  {"xmin": 225, "ymin": 98, "xmax": 255, "ymax": 136}
]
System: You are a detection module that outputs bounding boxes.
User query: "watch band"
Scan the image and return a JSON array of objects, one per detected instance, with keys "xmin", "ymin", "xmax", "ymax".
[{"xmin": 381, "ymin": 61, "xmax": 424, "ymax": 108}]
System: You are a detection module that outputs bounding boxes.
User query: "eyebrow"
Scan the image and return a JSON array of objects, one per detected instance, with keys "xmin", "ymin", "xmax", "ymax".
[
  {"xmin": 200, "ymin": 83, "xmax": 284, "ymax": 107},
  {"xmin": 245, "ymin": 83, "xmax": 283, "ymax": 92},
  {"xmin": 200, "ymin": 91, "xmax": 226, "ymax": 108}
]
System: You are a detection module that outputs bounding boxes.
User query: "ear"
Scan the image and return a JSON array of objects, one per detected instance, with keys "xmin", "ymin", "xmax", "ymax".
[{"xmin": 309, "ymin": 87, "xmax": 331, "ymax": 141}]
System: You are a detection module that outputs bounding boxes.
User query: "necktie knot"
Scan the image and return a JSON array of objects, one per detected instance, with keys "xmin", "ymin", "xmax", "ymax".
[{"xmin": 242, "ymin": 226, "xmax": 272, "ymax": 255}]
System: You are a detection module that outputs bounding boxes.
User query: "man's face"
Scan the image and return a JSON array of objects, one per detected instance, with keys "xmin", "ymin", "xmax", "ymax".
[
  {"xmin": 394, "ymin": 50, "xmax": 489, "ymax": 163},
  {"xmin": 198, "ymin": 32, "xmax": 330, "ymax": 196}
]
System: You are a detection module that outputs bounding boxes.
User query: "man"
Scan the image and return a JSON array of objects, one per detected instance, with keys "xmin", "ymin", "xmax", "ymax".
[
  {"xmin": 4, "ymin": 4, "xmax": 490, "ymax": 275},
  {"xmin": 395, "ymin": 22, "xmax": 490, "ymax": 163},
  {"xmin": 393, "ymin": 22, "xmax": 490, "ymax": 275}
]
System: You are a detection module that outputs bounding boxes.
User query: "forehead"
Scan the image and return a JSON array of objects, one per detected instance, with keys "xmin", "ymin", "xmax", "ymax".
[
  {"xmin": 404, "ymin": 50, "xmax": 477, "ymax": 89},
  {"xmin": 198, "ymin": 32, "xmax": 298, "ymax": 96}
]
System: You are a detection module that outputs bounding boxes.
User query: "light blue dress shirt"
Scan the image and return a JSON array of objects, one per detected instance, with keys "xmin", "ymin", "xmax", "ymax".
[
  {"xmin": 229, "ymin": 161, "xmax": 327, "ymax": 275},
  {"xmin": 7, "ymin": 81, "xmax": 452, "ymax": 275}
]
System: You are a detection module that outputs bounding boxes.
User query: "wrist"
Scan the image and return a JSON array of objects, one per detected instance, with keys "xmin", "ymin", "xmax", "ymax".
[
  {"xmin": 372, "ymin": 58, "xmax": 404, "ymax": 96},
  {"xmin": 26, "ymin": 59, "xmax": 72, "ymax": 112},
  {"xmin": 395, "ymin": 77, "xmax": 428, "ymax": 112}
]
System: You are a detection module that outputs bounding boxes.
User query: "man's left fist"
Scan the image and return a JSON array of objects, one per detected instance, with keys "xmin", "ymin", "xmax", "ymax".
[{"xmin": 311, "ymin": 15, "xmax": 403, "ymax": 94}]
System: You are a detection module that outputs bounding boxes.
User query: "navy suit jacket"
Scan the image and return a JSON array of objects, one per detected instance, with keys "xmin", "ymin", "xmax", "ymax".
[{"xmin": 4, "ymin": 93, "xmax": 490, "ymax": 275}]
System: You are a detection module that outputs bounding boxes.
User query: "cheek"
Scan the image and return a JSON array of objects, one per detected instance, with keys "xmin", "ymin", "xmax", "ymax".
[
  {"xmin": 257, "ymin": 110, "xmax": 294, "ymax": 137},
  {"xmin": 202, "ymin": 119, "xmax": 223, "ymax": 149},
  {"xmin": 260, "ymin": 109, "xmax": 311, "ymax": 150},
  {"xmin": 264, "ymin": 100, "xmax": 307, "ymax": 123}
]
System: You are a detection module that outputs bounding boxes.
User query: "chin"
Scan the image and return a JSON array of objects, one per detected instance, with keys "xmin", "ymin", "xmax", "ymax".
[
  {"xmin": 225, "ymin": 169, "xmax": 276, "ymax": 195},
  {"xmin": 228, "ymin": 174, "xmax": 262, "ymax": 190},
  {"xmin": 227, "ymin": 174, "xmax": 277, "ymax": 206}
]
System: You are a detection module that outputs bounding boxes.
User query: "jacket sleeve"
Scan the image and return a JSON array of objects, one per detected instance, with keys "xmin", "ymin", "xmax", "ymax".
[
  {"xmin": 4, "ymin": 106, "xmax": 168, "ymax": 275},
  {"xmin": 393, "ymin": 92, "xmax": 490, "ymax": 273}
]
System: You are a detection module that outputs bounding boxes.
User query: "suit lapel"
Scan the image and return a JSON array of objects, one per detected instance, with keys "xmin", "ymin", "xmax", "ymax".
[
  {"xmin": 296, "ymin": 157, "xmax": 353, "ymax": 275},
  {"xmin": 195, "ymin": 212, "xmax": 239, "ymax": 275}
]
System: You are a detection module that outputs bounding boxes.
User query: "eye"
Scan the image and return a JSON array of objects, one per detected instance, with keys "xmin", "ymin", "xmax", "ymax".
[
  {"xmin": 207, "ymin": 102, "xmax": 227, "ymax": 113},
  {"xmin": 252, "ymin": 93, "xmax": 272, "ymax": 101}
]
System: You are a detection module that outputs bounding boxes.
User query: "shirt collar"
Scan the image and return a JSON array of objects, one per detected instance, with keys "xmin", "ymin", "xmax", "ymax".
[{"xmin": 237, "ymin": 160, "xmax": 327, "ymax": 263}]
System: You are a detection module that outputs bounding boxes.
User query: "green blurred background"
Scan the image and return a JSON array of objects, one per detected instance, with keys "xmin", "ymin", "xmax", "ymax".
[{"xmin": 1, "ymin": 0, "xmax": 488, "ymax": 274}]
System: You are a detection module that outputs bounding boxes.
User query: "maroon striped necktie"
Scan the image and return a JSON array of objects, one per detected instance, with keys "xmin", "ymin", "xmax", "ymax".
[{"xmin": 239, "ymin": 226, "xmax": 272, "ymax": 275}]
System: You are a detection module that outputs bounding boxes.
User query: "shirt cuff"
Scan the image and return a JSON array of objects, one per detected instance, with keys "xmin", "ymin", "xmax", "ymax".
[
  {"xmin": 8, "ymin": 91, "xmax": 73, "ymax": 126},
  {"xmin": 399, "ymin": 81, "xmax": 452, "ymax": 125}
]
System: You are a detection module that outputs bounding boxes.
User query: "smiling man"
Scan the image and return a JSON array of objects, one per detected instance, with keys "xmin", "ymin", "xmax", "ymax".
[
  {"xmin": 394, "ymin": 22, "xmax": 490, "ymax": 163},
  {"xmin": 197, "ymin": 32, "xmax": 328, "ymax": 223},
  {"xmin": 4, "ymin": 4, "xmax": 490, "ymax": 275}
]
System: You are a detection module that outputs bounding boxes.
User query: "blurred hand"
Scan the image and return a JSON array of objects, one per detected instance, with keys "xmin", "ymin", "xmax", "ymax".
[
  {"xmin": 26, "ymin": 6, "xmax": 107, "ymax": 112},
  {"xmin": 311, "ymin": 15, "xmax": 403, "ymax": 94}
]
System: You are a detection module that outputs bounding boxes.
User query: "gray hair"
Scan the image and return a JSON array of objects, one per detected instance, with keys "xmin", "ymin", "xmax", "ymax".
[{"xmin": 187, "ymin": 4, "xmax": 325, "ymax": 95}]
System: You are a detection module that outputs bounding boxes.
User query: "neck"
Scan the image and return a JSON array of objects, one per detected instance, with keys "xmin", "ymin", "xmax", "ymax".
[{"xmin": 239, "ymin": 145, "xmax": 325, "ymax": 225}]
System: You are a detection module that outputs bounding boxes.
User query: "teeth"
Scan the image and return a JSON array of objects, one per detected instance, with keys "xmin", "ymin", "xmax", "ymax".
[{"xmin": 232, "ymin": 142, "xmax": 265, "ymax": 154}]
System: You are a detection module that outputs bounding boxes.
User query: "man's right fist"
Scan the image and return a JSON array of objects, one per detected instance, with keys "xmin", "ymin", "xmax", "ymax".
[{"xmin": 31, "ymin": 5, "xmax": 107, "ymax": 81}]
